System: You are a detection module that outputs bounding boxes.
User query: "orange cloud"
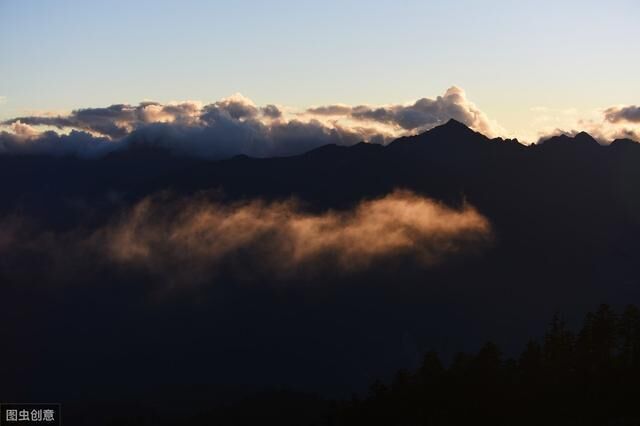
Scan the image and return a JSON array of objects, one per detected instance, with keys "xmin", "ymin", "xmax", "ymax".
[{"xmin": 102, "ymin": 190, "xmax": 492, "ymax": 286}]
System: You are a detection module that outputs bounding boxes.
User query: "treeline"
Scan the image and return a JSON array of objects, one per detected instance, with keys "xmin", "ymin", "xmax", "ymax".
[
  {"xmin": 73, "ymin": 304, "xmax": 640, "ymax": 425},
  {"xmin": 336, "ymin": 304, "xmax": 640, "ymax": 426}
]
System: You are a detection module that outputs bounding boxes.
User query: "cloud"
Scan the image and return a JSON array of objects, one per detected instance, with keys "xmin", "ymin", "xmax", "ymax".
[
  {"xmin": 4, "ymin": 101, "xmax": 203, "ymax": 138},
  {"xmin": 202, "ymin": 93, "xmax": 259, "ymax": 121},
  {"xmin": 306, "ymin": 104, "xmax": 353, "ymax": 116},
  {"xmin": 0, "ymin": 190, "xmax": 492, "ymax": 287},
  {"xmin": 8, "ymin": 121, "xmax": 38, "ymax": 137},
  {"xmin": 0, "ymin": 87, "xmax": 504, "ymax": 159},
  {"xmin": 307, "ymin": 86, "xmax": 503, "ymax": 137},
  {"xmin": 604, "ymin": 106, "xmax": 640, "ymax": 124},
  {"xmin": 0, "ymin": 96, "xmax": 6, "ymax": 105},
  {"xmin": 116, "ymin": 117, "xmax": 368, "ymax": 160},
  {"xmin": 261, "ymin": 104, "xmax": 282, "ymax": 119},
  {"xmin": 0, "ymin": 127, "xmax": 115, "ymax": 157},
  {"xmin": 0, "ymin": 97, "xmax": 384, "ymax": 159},
  {"xmin": 156, "ymin": 190, "xmax": 487, "ymax": 281}
]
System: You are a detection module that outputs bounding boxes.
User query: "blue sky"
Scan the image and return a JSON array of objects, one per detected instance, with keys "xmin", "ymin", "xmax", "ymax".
[{"xmin": 1, "ymin": 0, "xmax": 638, "ymax": 140}]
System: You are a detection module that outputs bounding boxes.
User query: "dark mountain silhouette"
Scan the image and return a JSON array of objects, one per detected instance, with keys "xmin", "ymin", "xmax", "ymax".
[
  {"xmin": 611, "ymin": 137, "xmax": 640, "ymax": 150},
  {"xmin": 541, "ymin": 131, "xmax": 601, "ymax": 148},
  {"xmin": 1, "ymin": 120, "xmax": 640, "ymax": 424}
]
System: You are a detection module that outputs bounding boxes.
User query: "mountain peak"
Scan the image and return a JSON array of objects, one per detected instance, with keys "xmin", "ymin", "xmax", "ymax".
[
  {"xmin": 610, "ymin": 138, "xmax": 639, "ymax": 149},
  {"xmin": 574, "ymin": 131, "xmax": 599, "ymax": 146},
  {"xmin": 427, "ymin": 118, "xmax": 479, "ymax": 138},
  {"xmin": 422, "ymin": 118, "xmax": 490, "ymax": 144},
  {"xmin": 386, "ymin": 117, "xmax": 495, "ymax": 152},
  {"xmin": 540, "ymin": 131, "xmax": 600, "ymax": 148},
  {"xmin": 442, "ymin": 118, "xmax": 471, "ymax": 130}
]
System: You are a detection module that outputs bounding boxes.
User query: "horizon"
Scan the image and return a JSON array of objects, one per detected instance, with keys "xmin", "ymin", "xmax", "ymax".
[
  {"xmin": 2, "ymin": 104, "xmax": 638, "ymax": 162},
  {"xmin": 1, "ymin": 87, "xmax": 639, "ymax": 161}
]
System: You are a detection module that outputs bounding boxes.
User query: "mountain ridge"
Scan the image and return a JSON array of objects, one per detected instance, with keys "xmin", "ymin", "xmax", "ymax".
[{"xmin": 303, "ymin": 120, "xmax": 633, "ymax": 160}]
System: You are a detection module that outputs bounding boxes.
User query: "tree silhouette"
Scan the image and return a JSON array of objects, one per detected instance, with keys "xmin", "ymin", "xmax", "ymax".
[
  {"xmin": 334, "ymin": 304, "xmax": 640, "ymax": 426},
  {"xmin": 51, "ymin": 305, "xmax": 640, "ymax": 425}
]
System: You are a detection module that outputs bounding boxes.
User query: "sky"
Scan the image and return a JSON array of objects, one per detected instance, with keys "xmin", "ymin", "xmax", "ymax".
[{"xmin": 1, "ymin": 0, "xmax": 639, "ymax": 145}]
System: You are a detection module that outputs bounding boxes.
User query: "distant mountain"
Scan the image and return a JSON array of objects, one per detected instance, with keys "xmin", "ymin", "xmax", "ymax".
[{"xmin": 2, "ymin": 119, "xmax": 640, "ymax": 409}]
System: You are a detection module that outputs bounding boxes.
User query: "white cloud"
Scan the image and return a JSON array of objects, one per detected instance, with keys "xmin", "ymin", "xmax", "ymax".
[{"xmin": 0, "ymin": 87, "xmax": 506, "ymax": 158}]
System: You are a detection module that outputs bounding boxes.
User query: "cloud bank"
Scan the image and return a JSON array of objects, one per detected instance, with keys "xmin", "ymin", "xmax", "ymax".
[
  {"xmin": 0, "ymin": 191, "xmax": 492, "ymax": 287},
  {"xmin": 0, "ymin": 87, "xmax": 502, "ymax": 159},
  {"xmin": 4, "ymin": 87, "xmax": 637, "ymax": 156}
]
